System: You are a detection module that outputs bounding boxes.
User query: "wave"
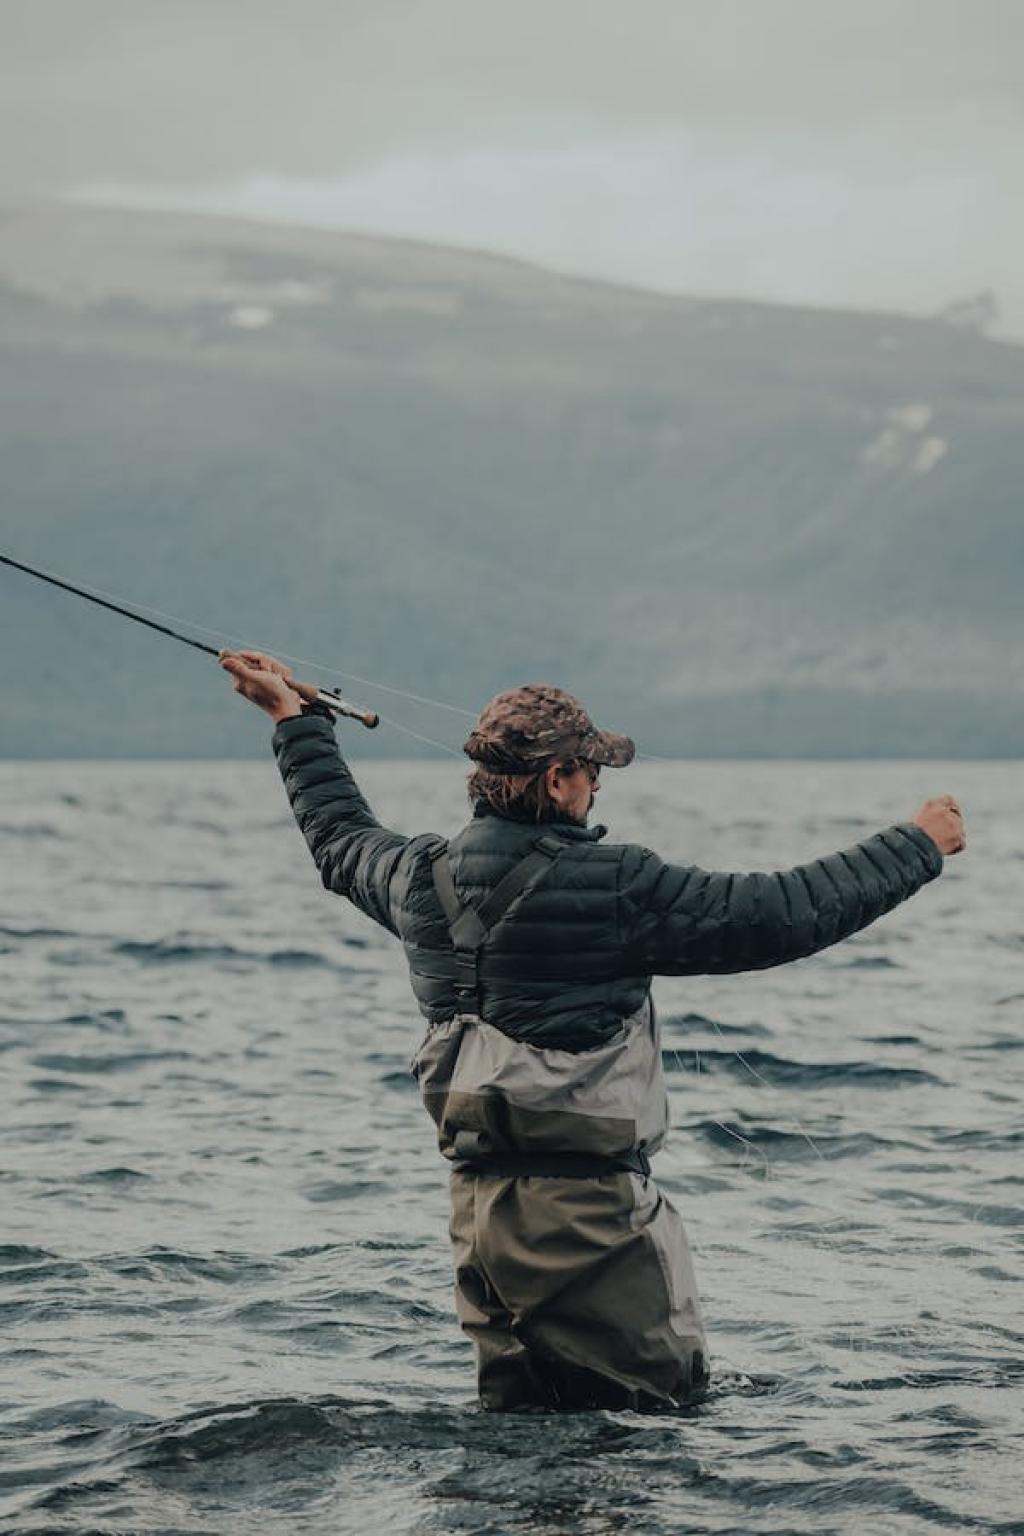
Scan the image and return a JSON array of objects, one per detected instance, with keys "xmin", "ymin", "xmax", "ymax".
[
  {"xmin": 111, "ymin": 939, "xmax": 352, "ymax": 969},
  {"xmin": 933, "ymin": 1126, "xmax": 1024, "ymax": 1148},
  {"xmin": 0, "ymin": 1245, "xmax": 54, "ymax": 1267},
  {"xmin": 2, "ymin": 1375, "xmax": 1007, "ymax": 1532},
  {"xmin": 58, "ymin": 1008, "xmax": 128, "ymax": 1029},
  {"xmin": 835, "ymin": 1360, "xmax": 1024, "ymax": 1392},
  {"xmin": 2, "ymin": 1397, "xmax": 151, "ymax": 1438},
  {"xmin": 685, "ymin": 1119, "xmax": 899, "ymax": 1160},
  {"xmin": 301, "ymin": 1178, "xmax": 390, "ymax": 1203},
  {"xmin": 29, "ymin": 1050, "xmax": 189, "ymax": 1075},
  {"xmin": 379, "ymin": 1069, "xmax": 418, "ymax": 1089},
  {"xmin": 1, "ymin": 1247, "xmax": 279, "ymax": 1294},
  {"xmin": 113, "ymin": 939, "xmax": 255, "ymax": 964},
  {"xmin": 833, "ymin": 955, "xmax": 901, "ymax": 970},
  {"xmin": 76, "ymin": 1167, "xmax": 152, "ymax": 1184},
  {"xmin": 662, "ymin": 1047, "xmax": 939, "ymax": 1087},
  {"xmin": 76, "ymin": 1389, "xmax": 726, "ymax": 1472},
  {"xmin": 661, "ymin": 1011, "xmax": 771, "ymax": 1038},
  {"xmin": 0, "ymin": 925, "xmax": 77, "ymax": 940},
  {"xmin": 264, "ymin": 947, "xmax": 342, "ymax": 967}
]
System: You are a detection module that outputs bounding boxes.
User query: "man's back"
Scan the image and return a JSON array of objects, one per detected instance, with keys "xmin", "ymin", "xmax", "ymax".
[
  {"xmin": 222, "ymin": 649, "xmax": 964, "ymax": 1412},
  {"xmin": 273, "ymin": 712, "xmax": 945, "ymax": 1052}
]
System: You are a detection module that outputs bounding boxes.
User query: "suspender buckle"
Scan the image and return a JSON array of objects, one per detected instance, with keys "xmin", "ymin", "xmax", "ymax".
[{"xmin": 453, "ymin": 951, "xmax": 479, "ymax": 1006}]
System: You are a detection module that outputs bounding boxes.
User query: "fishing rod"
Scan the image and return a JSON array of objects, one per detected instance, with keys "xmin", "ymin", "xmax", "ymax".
[{"xmin": 0, "ymin": 552, "xmax": 379, "ymax": 728}]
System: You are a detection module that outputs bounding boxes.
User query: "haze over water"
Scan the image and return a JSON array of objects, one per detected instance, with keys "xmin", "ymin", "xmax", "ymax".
[{"xmin": 1, "ymin": 757, "xmax": 1021, "ymax": 1534}]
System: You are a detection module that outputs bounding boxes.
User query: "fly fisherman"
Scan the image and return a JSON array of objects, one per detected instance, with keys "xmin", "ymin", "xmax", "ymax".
[{"xmin": 220, "ymin": 648, "xmax": 966, "ymax": 1412}]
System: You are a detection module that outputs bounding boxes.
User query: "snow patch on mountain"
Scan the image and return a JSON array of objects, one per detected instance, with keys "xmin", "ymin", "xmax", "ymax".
[
  {"xmin": 229, "ymin": 304, "xmax": 274, "ymax": 330},
  {"xmin": 862, "ymin": 403, "xmax": 946, "ymax": 473}
]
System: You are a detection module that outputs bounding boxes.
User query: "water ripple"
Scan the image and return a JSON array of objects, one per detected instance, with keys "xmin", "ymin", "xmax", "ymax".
[{"xmin": 0, "ymin": 759, "xmax": 1019, "ymax": 1535}]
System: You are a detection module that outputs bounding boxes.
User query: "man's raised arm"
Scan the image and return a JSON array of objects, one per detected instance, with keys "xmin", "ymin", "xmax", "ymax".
[
  {"xmin": 620, "ymin": 798, "xmax": 965, "ymax": 977},
  {"xmin": 220, "ymin": 649, "xmax": 408, "ymax": 935}
]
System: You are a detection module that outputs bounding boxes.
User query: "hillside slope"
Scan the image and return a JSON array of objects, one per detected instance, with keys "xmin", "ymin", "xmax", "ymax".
[{"xmin": 1, "ymin": 204, "xmax": 1021, "ymax": 757}]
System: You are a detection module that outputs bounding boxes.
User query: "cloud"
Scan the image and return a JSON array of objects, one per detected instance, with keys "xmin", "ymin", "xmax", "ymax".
[
  {"xmin": 5, "ymin": 0, "xmax": 1024, "ymax": 332},
  {"xmin": 3, "ymin": 0, "xmax": 1023, "ymax": 192}
]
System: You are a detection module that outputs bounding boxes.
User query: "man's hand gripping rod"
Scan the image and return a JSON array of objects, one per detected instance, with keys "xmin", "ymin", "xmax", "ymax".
[{"xmin": 216, "ymin": 647, "xmax": 379, "ymax": 727}]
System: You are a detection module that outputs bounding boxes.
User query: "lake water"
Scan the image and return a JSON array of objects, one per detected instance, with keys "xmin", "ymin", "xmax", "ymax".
[{"xmin": 1, "ymin": 757, "xmax": 1021, "ymax": 1535}]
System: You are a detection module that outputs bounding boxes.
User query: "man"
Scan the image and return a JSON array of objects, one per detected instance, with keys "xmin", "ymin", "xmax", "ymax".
[{"xmin": 220, "ymin": 648, "xmax": 966, "ymax": 1412}]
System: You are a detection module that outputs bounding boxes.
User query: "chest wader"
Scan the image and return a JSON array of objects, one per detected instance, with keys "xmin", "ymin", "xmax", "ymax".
[{"xmin": 416, "ymin": 837, "xmax": 709, "ymax": 1413}]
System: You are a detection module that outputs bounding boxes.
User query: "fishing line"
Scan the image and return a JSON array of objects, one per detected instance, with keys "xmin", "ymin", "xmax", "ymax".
[
  {"xmin": 4, "ymin": 547, "xmax": 841, "ymax": 1203},
  {"xmin": 276, "ymin": 663, "xmax": 477, "ymax": 719},
  {"xmin": 7, "ymin": 551, "xmax": 893, "ymax": 1392},
  {"xmin": 671, "ymin": 1046, "xmax": 771, "ymax": 1177},
  {"xmin": 678, "ymin": 1026, "xmax": 871, "ymax": 1391},
  {"xmin": 701, "ymin": 1009, "xmax": 885, "ymax": 1376},
  {"xmin": 374, "ymin": 712, "xmax": 466, "ymax": 760},
  {"xmin": 0, "ymin": 552, "xmax": 683, "ymax": 752},
  {"xmin": 709, "ymin": 1017, "xmax": 825, "ymax": 1163},
  {"xmin": 0, "ymin": 553, "xmax": 493, "ymax": 734},
  {"xmin": 0, "ymin": 553, "xmax": 476, "ymax": 726}
]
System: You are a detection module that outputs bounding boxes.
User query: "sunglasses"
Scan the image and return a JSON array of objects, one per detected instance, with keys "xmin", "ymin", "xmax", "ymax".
[{"xmin": 551, "ymin": 759, "xmax": 600, "ymax": 785}]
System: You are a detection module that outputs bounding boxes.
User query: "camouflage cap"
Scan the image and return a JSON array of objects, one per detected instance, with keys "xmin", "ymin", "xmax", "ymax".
[{"xmin": 463, "ymin": 683, "xmax": 635, "ymax": 773}]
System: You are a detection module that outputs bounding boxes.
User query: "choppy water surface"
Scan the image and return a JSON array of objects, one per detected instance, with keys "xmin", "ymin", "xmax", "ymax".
[{"xmin": 1, "ymin": 757, "xmax": 1021, "ymax": 1535}]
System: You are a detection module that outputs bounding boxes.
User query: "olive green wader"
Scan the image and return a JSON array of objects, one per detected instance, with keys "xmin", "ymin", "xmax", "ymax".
[{"xmin": 413, "ymin": 837, "xmax": 709, "ymax": 1411}]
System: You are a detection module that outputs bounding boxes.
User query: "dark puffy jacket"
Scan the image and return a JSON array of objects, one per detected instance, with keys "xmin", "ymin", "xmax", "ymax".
[{"xmin": 272, "ymin": 715, "xmax": 944, "ymax": 1051}]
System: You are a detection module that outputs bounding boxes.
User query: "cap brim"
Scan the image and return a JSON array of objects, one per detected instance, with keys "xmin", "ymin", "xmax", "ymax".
[{"xmin": 580, "ymin": 728, "xmax": 635, "ymax": 768}]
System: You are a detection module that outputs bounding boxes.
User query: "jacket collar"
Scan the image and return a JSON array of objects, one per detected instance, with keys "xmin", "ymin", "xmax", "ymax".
[{"xmin": 471, "ymin": 801, "xmax": 607, "ymax": 842}]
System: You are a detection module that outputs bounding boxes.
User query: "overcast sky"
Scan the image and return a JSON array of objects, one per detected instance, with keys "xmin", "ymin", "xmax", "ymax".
[{"xmin": 4, "ymin": 0, "xmax": 1023, "ymax": 335}]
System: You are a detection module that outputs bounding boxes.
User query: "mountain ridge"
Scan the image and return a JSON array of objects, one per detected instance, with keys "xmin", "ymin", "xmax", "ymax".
[{"xmin": 1, "ymin": 203, "xmax": 1021, "ymax": 758}]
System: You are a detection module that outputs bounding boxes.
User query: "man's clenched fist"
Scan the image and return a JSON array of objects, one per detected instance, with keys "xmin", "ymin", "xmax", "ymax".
[
  {"xmin": 219, "ymin": 649, "xmax": 303, "ymax": 724},
  {"xmin": 913, "ymin": 795, "xmax": 966, "ymax": 857}
]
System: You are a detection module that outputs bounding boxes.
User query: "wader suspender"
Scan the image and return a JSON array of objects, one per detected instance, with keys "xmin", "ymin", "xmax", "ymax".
[
  {"xmin": 426, "ymin": 836, "xmax": 653, "ymax": 1181},
  {"xmin": 428, "ymin": 836, "xmax": 563, "ymax": 1015}
]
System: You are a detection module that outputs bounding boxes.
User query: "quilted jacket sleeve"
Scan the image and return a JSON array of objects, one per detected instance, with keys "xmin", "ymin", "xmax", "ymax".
[
  {"xmin": 272, "ymin": 715, "xmax": 408, "ymax": 936},
  {"xmin": 619, "ymin": 823, "xmax": 943, "ymax": 976}
]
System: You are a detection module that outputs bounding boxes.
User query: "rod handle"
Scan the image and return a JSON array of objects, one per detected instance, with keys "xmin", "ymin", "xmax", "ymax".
[{"xmin": 291, "ymin": 678, "xmax": 379, "ymax": 729}]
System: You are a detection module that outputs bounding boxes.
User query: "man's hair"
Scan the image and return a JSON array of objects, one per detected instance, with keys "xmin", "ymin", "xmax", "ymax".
[{"xmin": 467, "ymin": 759, "xmax": 587, "ymax": 822}]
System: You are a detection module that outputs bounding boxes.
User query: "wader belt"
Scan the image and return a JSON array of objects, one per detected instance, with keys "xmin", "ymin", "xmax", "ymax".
[
  {"xmin": 451, "ymin": 1146, "xmax": 653, "ymax": 1180},
  {"xmin": 429, "ymin": 835, "xmax": 563, "ymax": 1014}
]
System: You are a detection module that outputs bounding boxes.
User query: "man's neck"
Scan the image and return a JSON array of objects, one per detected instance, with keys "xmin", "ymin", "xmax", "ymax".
[{"xmin": 472, "ymin": 802, "xmax": 584, "ymax": 828}]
